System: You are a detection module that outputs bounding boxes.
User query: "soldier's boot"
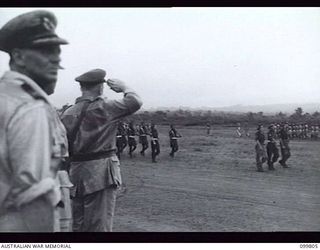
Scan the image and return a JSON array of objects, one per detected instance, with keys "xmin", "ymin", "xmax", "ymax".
[
  {"xmin": 257, "ymin": 163, "xmax": 264, "ymax": 172},
  {"xmin": 279, "ymin": 159, "xmax": 288, "ymax": 168},
  {"xmin": 282, "ymin": 161, "xmax": 289, "ymax": 168},
  {"xmin": 268, "ymin": 162, "xmax": 275, "ymax": 171}
]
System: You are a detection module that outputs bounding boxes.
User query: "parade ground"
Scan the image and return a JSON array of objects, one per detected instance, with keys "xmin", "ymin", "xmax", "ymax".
[{"xmin": 114, "ymin": 125, "xmax": 320, "ymax": 232}]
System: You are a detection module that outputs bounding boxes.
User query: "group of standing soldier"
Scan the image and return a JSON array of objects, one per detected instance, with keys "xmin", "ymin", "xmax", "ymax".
[
  {"xmin": 116, "ymin": 122, "xmax": 182, "ymax": 163},
  {"xmin": 255, "ymin": 123, "xmax": 291, "ymax": 172},
  {"xmin": 283, "ymin": 123, "xmax": 319, "ymax": 140}
]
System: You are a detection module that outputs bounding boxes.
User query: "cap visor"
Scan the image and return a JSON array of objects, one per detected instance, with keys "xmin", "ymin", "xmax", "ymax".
[{"xmin": 31, "ymin": 36, "xmax": 69, "ymax": 46}]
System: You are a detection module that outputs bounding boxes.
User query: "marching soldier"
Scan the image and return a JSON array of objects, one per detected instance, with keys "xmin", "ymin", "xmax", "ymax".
[
  {"xmin": 150, "ymin": 123, "xmax": 160, "ymax": 163},
  {"xmin": 120, "ymin": 122, "xmax": 128, "ymax": 158},
  {"xmin": 288, "ymin": 124, "xmax": 293, "ymax": 139},
  {"xmin": 0, "ymin": 10, "xmax": 70, "ymax": 232},
  {"xmin": 116, "ymin": 122, "xmax": 125, "ymax": 159},
  {"xmin": 310, "ymin": 125, "xmax": 315, "ymax": 140},
  {"xmin": 314, "ymin": 125, "xmax": 319, "ymax": 140},
  {"xmin": 304, "ymin": 124, "xmax": 309, "ymax": 139},
  {"xmin": 139, "ymin": 122, "xmax": 149, "ymax": 156},
  {"xmin": 206, "ymin": 122, "xmax": 211, "ymax": 136},
  {"xmin": 61, "ymin": 69, "xmax": 142, "ymax": 232},
  {"xmin": 275, "ymin": 124, "xmax": 281, "ymax": 139},
  {"xmin": 169, "ymin": 125, "xmax": 182, "ymax": 157},
  {"xmin": 298, "ymin": 124, "xmax": 303, "ymax": 140},
  {"xmin": 279, "ymin": 123, "xmax": 291, "ymax": 168},
  {"xmin": 127, "ymin": 121, "xmax": 137, "ymax": 158},
  {"xmin": 236, "ymin": 123, "xmax": 242, "ymax": 137},
  {"xmin": 266, "ymin": 124, "xmax": 279, "ymax": 170},
  {"xmin": 292, "ymin": 124, "xmax": 298, "ymax": 139},
  {"xmin": 255, "ymin": 124, "xmax": 267, "ymax": 172},
  {"xmin": 122, "ymin": 122, "xmax": 128, "ymax": 151}
]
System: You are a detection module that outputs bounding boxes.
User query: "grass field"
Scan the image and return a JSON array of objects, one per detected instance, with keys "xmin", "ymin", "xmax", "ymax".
[{"xmin": 113, "ymin": 125, "xmax": 320, "ymax": 232}]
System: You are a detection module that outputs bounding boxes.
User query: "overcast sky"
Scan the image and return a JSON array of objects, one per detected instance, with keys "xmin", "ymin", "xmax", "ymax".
[{"xmin": 0, "ymin": 8, "xmax": 319, "ymax": 109}]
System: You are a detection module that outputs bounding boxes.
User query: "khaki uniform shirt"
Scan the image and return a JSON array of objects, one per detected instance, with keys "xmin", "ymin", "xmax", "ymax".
[
  {"xmin": 61, "ymin": 91, "xmax": 142, "ymax": 197},
  {"xmin": 0, "ymin": 71, "xmax": 69, "ymax": 231}
]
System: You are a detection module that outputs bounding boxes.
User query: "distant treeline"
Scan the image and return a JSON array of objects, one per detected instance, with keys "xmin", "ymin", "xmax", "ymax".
[
  {"xmin": 58, "ymin": 105, "xmax": 320, "ymax": 126},
  {"xmin": 126, "ymin": 107, "xmax": 320, "ymax": 126}
]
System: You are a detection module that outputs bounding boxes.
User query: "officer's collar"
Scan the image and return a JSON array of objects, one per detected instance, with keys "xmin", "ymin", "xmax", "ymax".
[
  {"xmin": 75, "ymin": 94, "xmax": 104, "ymax": 104},
  {"xmin": 2, "ymin": 70, "xmax": 52, "ymax": 105}
]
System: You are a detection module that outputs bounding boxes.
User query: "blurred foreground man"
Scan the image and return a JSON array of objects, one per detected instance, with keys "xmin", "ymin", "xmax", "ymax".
[
  {"xmin": 0, "ymin": 10, "xmax": 69, "ymax": 232},
  {"xmin": 61, "ymin": 69, "xmax": 142, "ymax": 232}
]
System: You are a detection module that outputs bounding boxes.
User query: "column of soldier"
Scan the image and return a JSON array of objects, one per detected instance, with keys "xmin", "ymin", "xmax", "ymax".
[
  {"xmin": 273, "ymin": 123, "xmax": 320, "ymax": 140},
  {"xmin": 115, "ymin": 121, "xmax": 182, "ymax": 163},
  {"xmin": 254, "ymin": 122, "xmax": 319, "ymax": 173}
]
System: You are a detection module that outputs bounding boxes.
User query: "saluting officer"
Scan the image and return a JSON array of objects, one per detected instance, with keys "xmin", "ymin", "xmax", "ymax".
[
  {"xmin": 61, "ymin": 69, "xmax": 142, "ymax": 232},
  {"xmin": 169, "ymin": 124, "xmax": 182, "ymax": 157},
  {"xmin": 0, "ymin": 10, "xmax": 70, "ymax": 232}
]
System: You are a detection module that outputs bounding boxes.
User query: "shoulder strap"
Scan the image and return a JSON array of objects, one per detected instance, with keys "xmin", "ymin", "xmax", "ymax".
[{"xmin": 68, "ymin": 101, "xmax": 91, "ymax": 156}]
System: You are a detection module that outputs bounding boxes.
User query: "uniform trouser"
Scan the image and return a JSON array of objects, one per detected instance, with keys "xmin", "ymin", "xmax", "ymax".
[
  {"xmin": 116, "ymin": 139, "xmax": 122, "ymax": 158},
  {"xmin": 72, "ymin": 187, "xmax": 117, "ymax": 232},
  {"xmin": 170, "ymin": 140, "xmax": 179, "ymax": 156},
  {"xmin": 121, "ymin": 136, "xmax": 127, "ymax": 151},
  {"xmin": 151, "ymin": 140, "xmax": 160, "ymax": 161},
  {"xmin": 266, "ymin": 142, "xmax": 279, "ymax": 167},
  {"xmin": 280, "ymin": 141, "xmax": 291, "ymax": 165},
  {"xmin": 0, "ymin": 196, "xmax": 58, "ymax": 232},
  {"xmin": 255, "ymin": 144, "xmax": 267, "ymax": 169},
  {"xmin": 128, "ymin": 138, "xmax": 137, "ymax": 156},
  {"xmin": 140, "ymin": 137, "xmax": 148, "ymax": 154}
]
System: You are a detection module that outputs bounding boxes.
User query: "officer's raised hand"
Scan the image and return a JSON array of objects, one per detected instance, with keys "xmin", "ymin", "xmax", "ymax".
[{"xmin": 107, "ymin": 78, "xmax": 128, "ymax": 93}]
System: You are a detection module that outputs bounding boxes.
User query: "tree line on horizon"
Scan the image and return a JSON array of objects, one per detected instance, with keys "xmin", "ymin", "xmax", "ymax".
[
  {"xmin": 128, "ymin": 107, "xmax": 320, "ymax": 126},
  {"xmin": 58, "ymin": 105, "xmax": 320, "ymax": 127}
]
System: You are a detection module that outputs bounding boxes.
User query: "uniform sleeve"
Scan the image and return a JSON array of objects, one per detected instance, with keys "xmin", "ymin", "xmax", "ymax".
[
  {"xmin": 7, "ymin": 103, "xmax": 51, "ymax": 191},
  {"xmin": 107, "ymin": 90, "xmax": 142, "ymax": 119}
]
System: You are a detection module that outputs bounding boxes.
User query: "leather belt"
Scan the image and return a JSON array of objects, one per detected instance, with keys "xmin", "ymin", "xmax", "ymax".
[{"xmin": 71, "ymin": 150, "xmax": 116, "ymax": 162}]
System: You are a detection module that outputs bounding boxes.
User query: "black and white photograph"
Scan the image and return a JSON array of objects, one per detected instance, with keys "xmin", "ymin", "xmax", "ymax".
[{"xmin": 0, "ymin": 7, "xmax": 319, "ymax": 237}]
